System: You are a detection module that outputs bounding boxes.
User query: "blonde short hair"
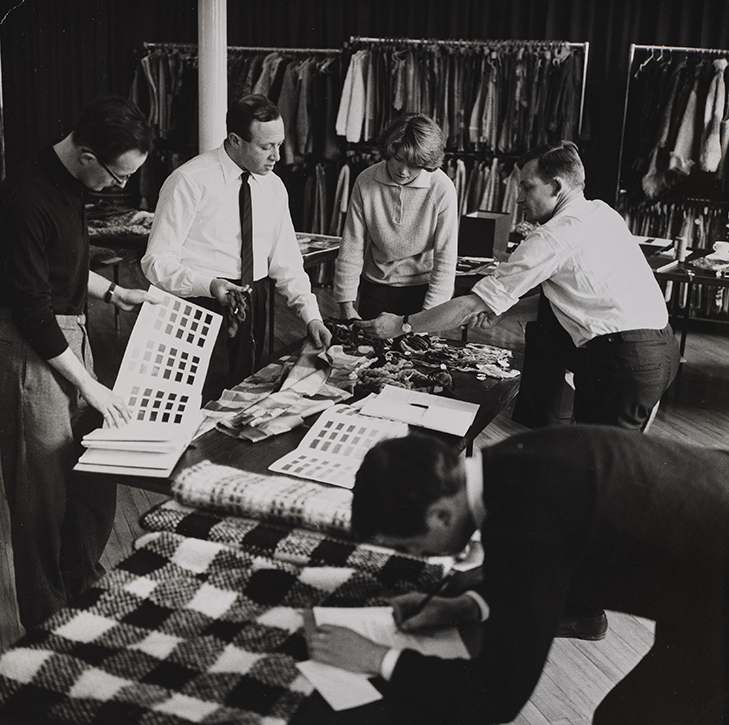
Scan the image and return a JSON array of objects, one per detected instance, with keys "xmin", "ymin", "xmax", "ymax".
[{"xmin": 378, "ymin": 113, "xmax": 445, "ymax": 171}]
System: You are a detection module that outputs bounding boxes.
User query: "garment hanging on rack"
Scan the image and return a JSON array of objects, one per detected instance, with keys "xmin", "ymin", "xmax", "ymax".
[
  {"xmin": 626, "ymin": 48, "xmax": 729, "ymax": 203},
  {"xmin": 335, "ymin": 39, "xmax": 586, "ymax": 155},
  {"xmin": 131, "ymin": 44, "xmax": 344, "ymax": 226}
]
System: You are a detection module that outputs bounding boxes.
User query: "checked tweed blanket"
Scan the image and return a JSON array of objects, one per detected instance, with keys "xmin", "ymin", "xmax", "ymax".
[
  {"xmin": 140, "ymin": 499, "xmax": 446, "ymax": 593},
  {"xmin": 0, "ymin": 530, "xmax": 438, "ymax": 724}
]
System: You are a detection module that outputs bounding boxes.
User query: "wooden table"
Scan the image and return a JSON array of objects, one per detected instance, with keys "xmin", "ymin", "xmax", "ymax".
[
  {"xmin": 648, "ymin": 250, "xmax": 729, "ymax": 357},
  {"xmin": 70, "ymin": 339, "xmax": 518, "ymax": 724},
  {"xmin": 75, "ymin": 341, "xmax": 521, "ymax": 497}
]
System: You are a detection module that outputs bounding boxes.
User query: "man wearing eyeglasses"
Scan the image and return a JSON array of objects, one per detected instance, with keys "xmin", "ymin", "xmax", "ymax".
[{"xmin": 0, "ymin": 95, "xmax": 153, "ymax": 630}]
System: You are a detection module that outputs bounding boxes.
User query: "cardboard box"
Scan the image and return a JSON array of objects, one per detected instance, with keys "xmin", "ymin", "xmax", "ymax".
[{"xmin": 458, "ymin": 211, "xmax": 512, "ymax": 261}]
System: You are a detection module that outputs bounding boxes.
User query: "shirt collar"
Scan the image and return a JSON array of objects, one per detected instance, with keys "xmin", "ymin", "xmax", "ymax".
[
  {"xmin": 464, "ymin": 448, "xmax": 486, "ymax": 529},
  {"xmin": 552, "ymin": 188, "xmax": 587, "ymax": 218},
  {"xmin": 374, "ymin": 160, "xmax": 432, "ymax": 188},
  {"xmin": 218, "ymin": 144, "xmax": 262, "ymax": 186}
]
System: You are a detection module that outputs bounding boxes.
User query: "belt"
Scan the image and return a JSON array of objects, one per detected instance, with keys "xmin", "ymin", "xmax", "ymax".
[
  {"xmin": 586, "ymin": 325, "xmax": 669, "ymax": 347},
  {"xmin": 0, "ymin": 307, "xmax": 86, "ymax": 327}
]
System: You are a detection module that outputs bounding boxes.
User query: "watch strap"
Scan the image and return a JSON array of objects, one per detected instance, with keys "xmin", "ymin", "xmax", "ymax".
[{"xmin": 104, "ymin": 282, "xmax": 117, "ymax": 304}]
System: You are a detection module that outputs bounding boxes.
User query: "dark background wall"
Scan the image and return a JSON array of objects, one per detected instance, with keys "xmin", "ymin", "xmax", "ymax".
[{"xmin": 3, "ymin": 0, "xmax": 729, "ymax": 202}]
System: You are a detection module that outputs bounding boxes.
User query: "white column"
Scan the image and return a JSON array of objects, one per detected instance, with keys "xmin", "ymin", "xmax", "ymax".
[{"xmin": 197, "ymin": 0, "xmax": 227, "ymax": 152}]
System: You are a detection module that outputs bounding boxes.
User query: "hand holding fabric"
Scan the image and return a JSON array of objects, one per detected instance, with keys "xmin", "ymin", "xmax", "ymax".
[
  {"xmin": 354, "ymin": 312, "xmax": 402, "ymax": 339},
  {"xmin": 307, "ymin": 319, "xmax": 332, "ymax": 350}
]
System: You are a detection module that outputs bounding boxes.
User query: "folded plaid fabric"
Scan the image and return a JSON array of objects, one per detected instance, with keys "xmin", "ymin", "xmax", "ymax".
[
  {"xmin": 172, "ymin": 461, "xmax": 353, "ymax": 535},
  {"xmin": 0, "ymin": 531, "xmax": 422, "ymax": 724},
  {"xmin": 141, "ymin": 499, "xmax": 445, "ymax": 592}
]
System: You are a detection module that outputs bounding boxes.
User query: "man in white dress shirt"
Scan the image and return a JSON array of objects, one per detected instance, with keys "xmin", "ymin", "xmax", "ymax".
[
  {"xmin": 142, "ymin": 94, "xmax": 331, "ymax": 384},
  {"xmin": 359, "ymin": 140, "xmax": 680, "ymax": 431}
]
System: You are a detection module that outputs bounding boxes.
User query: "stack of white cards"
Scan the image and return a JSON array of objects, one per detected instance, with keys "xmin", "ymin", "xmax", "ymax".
[{"xmin": 75, "ymin": 286, "xmax": 221, "ymax": 478}]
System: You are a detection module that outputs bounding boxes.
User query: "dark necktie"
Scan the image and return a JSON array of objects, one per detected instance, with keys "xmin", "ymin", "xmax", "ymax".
[{"xmin": 239, "ymin": 171, "xmax": 254, "ymax": 286}]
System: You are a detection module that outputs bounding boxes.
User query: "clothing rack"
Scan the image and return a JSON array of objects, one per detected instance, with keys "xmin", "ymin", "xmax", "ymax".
[
  {"xmin": 345, "ymin": 35, "xmax": 590, "ymax": 140},
  {"xmin": 349, "ymin": 35, "xmax": 584, "ymax": 50},
  {"xmin": 616, "ymin": 43, "xmax": 729, "ymax": 324},
  {"xmin": 616, "ymin": 43, "xmax": 729, "ymax": 202},
  {"xmin": 142, "ymin": 41, "xmax": 341, "ymax": 55}
]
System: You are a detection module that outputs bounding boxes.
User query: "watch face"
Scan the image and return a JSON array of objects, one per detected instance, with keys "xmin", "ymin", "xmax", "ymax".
[{"xmin": 402, "ymin": 323, "xmax": 413, "ymax": 334}]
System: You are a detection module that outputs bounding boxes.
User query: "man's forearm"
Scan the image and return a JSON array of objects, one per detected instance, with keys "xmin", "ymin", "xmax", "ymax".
[
  {"xmin": 88, "ymin": 270, "xmax": 114, "ymax": 299},
  {"xmin": 410, "ymin": 294, "xmax": 490, "ymax": 333}
]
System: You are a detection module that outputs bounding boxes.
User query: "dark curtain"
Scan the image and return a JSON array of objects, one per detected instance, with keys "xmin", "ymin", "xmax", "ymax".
[{"xmin": 3, "ymin": 0, "xmax": 729, "ymax": 200}]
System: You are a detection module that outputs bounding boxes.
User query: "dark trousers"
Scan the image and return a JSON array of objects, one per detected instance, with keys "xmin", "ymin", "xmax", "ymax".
[
  {"xmin": 189, "ymin": 277, "xmax": 268, "ymax": 388},
  {"xmin": 358, "ymin": 279, "xmax": 429, "ymax": 320},
  {"xmin": 512, "ymin": 293, "xmax": 680, "ymax": 430},
  {"xmin": 594, "ymin": 619, "xmax": 729, "ymax": 725},
  {"xmin": 0, "ymin": 312, "xmax": 116, "ymax": 629}
]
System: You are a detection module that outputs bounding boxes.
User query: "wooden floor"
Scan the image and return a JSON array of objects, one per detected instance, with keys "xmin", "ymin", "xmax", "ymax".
[{"xmin": 1, "ymin": 257, "xmax": 728, "ymax": 724}]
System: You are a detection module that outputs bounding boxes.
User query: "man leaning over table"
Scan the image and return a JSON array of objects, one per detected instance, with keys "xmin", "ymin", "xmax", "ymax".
[
  {"xmin": 358, "ymin": 140, "xmax": 680, "ymax": 432},
  {"xmin": 0, "ymin": 96, "xmax": 154, "ymax": 629},
  {"xmin": 142, "ymin": 93, "xmax": 331, "ymax": 385},
  {"xmin": 307, "ymin": 430, "xmax": 729, "ymax": 725}
]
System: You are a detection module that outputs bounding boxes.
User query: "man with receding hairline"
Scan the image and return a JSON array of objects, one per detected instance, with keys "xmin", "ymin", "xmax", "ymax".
[{"xmin": 142, "ymin": 93, "xmax": 330, "ymax": 385}]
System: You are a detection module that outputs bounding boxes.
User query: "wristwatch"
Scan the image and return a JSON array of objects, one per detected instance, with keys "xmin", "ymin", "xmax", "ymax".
[
  {"xmin": 401, "ymin": 314, "xmax": 413, "ymax": 335},
  {"xmin": 104, "ymin": 282, "xmax": 117, "ymax": 304}
]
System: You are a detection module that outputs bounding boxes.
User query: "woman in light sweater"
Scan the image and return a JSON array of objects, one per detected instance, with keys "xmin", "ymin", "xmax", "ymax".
[{"xmin": 334, "ymin": 114, "xmax": 459, "ymax": 321}]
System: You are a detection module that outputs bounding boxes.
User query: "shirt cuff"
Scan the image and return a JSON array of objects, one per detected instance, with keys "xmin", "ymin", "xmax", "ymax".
[
  {"xmin": 191, "ymin": 274, "xmax": 216, "ymax": 299},
  {"xmin": 299, "ymin": 303, "xmax": 323, "ymax": 327},
  {"xmin": 463, "ymin": 591, "xmax": 490, "ymax": 622},
  {"xmin": 380, "ymin": 648, "xmax": 402, "ymax": 681}
]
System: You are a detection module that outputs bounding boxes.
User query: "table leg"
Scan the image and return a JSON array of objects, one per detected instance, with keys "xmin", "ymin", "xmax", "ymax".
[
  {"xmin": 268, "ymin": 277, "xmax": 275, "ymax": 355},
  {"xmin": 679, "ymin": 281, "xmax": 692, "ymax": 358}
]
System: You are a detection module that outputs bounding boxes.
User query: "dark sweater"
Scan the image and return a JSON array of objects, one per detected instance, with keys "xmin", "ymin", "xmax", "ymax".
[{"xmin": 0, "ymin": 146, "xmax": 88, "ymax": 359}]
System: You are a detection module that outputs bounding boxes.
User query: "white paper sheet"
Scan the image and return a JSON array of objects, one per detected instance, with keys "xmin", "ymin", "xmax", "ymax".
[
  {"xmin": 297, "ymin": 606, "xmax": 470, "ymax": 711},
  {"xmin": 360, "ymin": 385, "xmax": 479, "ymax": 436},
  {"xmin": 313, "ymin": 607, "xmax": 470, "ymax": 659},
  {"xmin": 296, "ymin": 661, "xmax": 382, "ymax": 711}
]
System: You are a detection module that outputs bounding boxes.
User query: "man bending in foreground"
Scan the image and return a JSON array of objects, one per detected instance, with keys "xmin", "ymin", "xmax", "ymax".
[{"xmin": 307, "ymin": 430, "xmax": 729, "ymax": 724}]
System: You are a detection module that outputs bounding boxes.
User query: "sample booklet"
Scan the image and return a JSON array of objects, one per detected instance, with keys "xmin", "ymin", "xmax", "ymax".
[
  {"xmin": 75, "ymin": 286, "xmax": 221, "ymax": 478},
  {"xmin": 268, "ymin": 404, "xmax": 408, "ymax": 488}
]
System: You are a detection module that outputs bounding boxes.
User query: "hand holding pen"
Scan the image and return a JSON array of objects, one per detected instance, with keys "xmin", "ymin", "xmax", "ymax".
[{"xmin": 392, "ymin": 571, "xmax": 458, "ymax": 632}]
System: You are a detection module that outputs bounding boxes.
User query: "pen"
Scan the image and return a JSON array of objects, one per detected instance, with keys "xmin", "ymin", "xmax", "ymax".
[{"xmin": 400, "ymin": 570, "xmax": 455, "ymax": 625}]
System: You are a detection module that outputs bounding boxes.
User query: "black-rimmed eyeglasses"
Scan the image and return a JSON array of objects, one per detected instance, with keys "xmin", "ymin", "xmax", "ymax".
[{"xmin": 92, "ymin": 154, "xmax": 131, "ymax": 186}]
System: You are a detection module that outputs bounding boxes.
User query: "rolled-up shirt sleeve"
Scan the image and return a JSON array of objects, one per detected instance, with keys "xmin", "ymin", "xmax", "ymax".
[
  {"xmin": 471, "ymin": 233, "xmax": 559, "ymax": 315},
  {"xmin": 142, "ymin": 173, "xmax": 216, "ymax": 299}
]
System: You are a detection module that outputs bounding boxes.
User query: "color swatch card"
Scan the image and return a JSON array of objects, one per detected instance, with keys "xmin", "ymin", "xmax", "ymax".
[
  {"xmin": 112, "ymin": 285, "xmax": 220, "ymax": 423},
  {"xmin": 268, "ymin": 404, "xmax": 408, "ymax": 488},
  {"xmin": 75, "ymin": 287, "xmax": 221, "ymax": 477}
]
